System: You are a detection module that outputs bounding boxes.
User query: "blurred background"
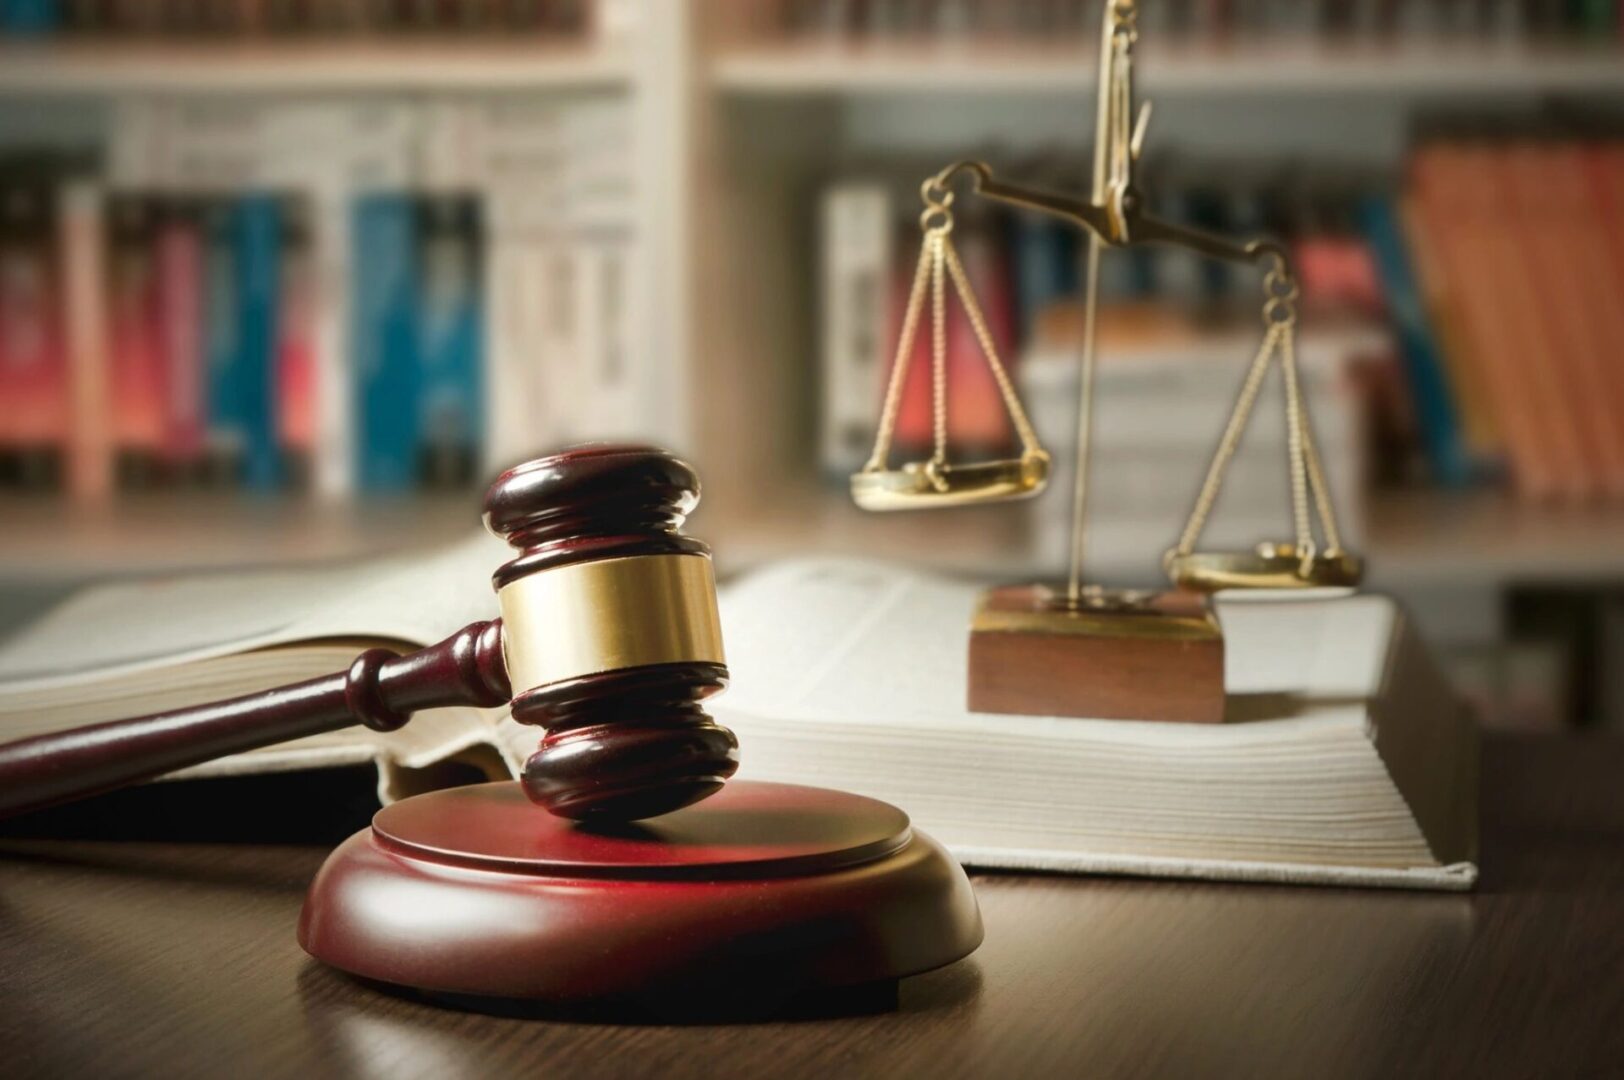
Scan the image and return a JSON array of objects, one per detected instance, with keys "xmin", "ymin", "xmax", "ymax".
[{"xmin": 1, "ymin": 0, "xmax": 1623, "ymax": 733}]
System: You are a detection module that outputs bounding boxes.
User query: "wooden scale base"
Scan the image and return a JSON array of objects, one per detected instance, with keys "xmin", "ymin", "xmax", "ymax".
[
  {"xmin": 968, "ymin": 585, "xmax": 1225, "ymax": 723},
  {"xmin": 299, "ymin": 780, "xmax": 983, "ymax": 1007}
]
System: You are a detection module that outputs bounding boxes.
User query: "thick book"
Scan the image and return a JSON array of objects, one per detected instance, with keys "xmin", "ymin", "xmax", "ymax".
[
  {"xmin": 0, "ymin": 547, "xmax": 1478, "ymax": 891},
  {"xmin": 714, "ymin": 560, "xmax": 1479, "ymax": 891}
]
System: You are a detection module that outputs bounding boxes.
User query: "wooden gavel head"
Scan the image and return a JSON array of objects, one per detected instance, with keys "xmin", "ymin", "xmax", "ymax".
[{"xmin": 483, "ymin": 444, "xmax": 738, "ymax": 821}]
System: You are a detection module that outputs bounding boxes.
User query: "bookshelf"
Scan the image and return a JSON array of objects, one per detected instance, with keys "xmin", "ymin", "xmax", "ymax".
[
  {"xmin": 0, "ymin": 43, "xmax": 632, "ymax": 95},
  {"xmin": 4, "ymin": 486, "xmax": 1621, "ymax": 591},
  {"xmin": 711, "ymin": 45, "xmax": 1624, "ymax": 98},
  {"xmin": 3, "ymin": 1, "xmax": 1624, "ymax": 727}
]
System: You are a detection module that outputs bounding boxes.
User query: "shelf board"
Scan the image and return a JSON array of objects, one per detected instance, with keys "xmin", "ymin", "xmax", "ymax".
[
  {"xmin": 2, "ymin": 488, "xmax": 1621, "ymax": 593},
  {"xmin": 712, "ymin": 43, "xmax": 1624, "ymax": 98},
  {"xmin": 0, "ymin": 42, "xmax": 631, "ymax": 95}
]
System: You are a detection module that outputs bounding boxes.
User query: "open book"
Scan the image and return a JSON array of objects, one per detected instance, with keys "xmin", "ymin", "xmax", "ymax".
[
  {"xmin": 0, "ymin": 533, "xmax": 526, "ymax": 804},
  {"xmin": 0, "ymin": 546, "xmax": 1477, "ymax": 890},
  {"xmin": 714, "ymin": 561, "xmax": 1478, "ymax": 891}
]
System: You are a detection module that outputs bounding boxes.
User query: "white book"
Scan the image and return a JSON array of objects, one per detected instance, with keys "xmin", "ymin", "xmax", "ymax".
[
  {"xmin": 483, "ymin": 233, "xmax": 558, "ymax": 473},
  {"xmin": 713, "ymin": 559, "xmax": 1479, "ymax": 891},
  {"xmin": 820, "ymin": 182, "xmax": 893, "ymax": 477}
]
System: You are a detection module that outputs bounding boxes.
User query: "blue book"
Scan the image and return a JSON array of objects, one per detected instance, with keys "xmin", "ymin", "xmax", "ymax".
[
  {"xmin": 203, "ymin": 197, "xmax": 281, "ymax": 490},
  {"xmin": 351, "ymin": 193, "xmax": 420, "ymax": 493},
  {"xmin": 1010, "ymin": 213, "xmax": 1078, "ymax": 341},
  {"xmin": 1359, "ymin": 195, "xmax": 1473, "ymax": 488},
  {"xmin": 233, "ymin": 195, "xmax": 283, "ymax": 490},
  {"xmin": 414, "ymin": 195, "xmax": 485, "ymax": 488},
  {"xmin": 1, "ymin": 0, "xmax": 60, "ymax": 35},
  {"xmin": 202, "ymin": 200, "xmax": 243, "ymax": 481}
]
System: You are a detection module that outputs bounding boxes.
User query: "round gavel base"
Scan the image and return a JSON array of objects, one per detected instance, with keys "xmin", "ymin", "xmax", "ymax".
[{"xmin": 298, "ymin": 780, "xmax": 983, "ymax": 1008}]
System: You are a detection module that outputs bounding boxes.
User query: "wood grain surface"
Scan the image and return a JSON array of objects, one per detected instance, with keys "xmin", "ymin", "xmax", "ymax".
[{"xmin": 2, "ymin": 735, "xmax": 1621, "ymax": 1079}]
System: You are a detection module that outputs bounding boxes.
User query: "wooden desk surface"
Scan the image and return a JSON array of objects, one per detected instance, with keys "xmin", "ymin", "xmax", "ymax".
[{"xmin": 2, "ymin": 735, "xmax": 1621, "ymax": 1079}]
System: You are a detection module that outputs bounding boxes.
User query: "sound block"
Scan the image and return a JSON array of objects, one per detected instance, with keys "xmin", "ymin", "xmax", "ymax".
[
  {"xmin": 299, "ymin": 780, "xmax": 982, "ymax": 1005},
  {"xmin": 968, "ymin": 584, "xmax": 1225, "ymax": 723}
]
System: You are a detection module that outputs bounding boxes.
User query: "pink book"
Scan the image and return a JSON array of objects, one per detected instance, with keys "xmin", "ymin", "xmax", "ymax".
[
  {"xmin": 107, "ymin": 194, "xmax": 166, "ymax": 480},
  {"xmin": 890, "ymin": 249, "xmax": 934, "ymax": 459},
  {"xmin": 945, "ymin": 224, "xmax": 1015, "ymax": 456},
  {"xmin": 277, "ymin": 200, "xmax": 316, "ymax": 486},
  {"xmin": 0, "ymin": 177, "xmax": 68, "ymax": 485},
  {"xmin": 60, "ymin": 180, "xmax": 112, "ymax": 502},
  {"xmin": 154, "ymin": 202, "xmax": 205, "ymax": 475}
]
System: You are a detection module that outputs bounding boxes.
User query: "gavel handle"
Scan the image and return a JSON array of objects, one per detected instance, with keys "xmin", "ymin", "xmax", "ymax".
[{"xmin": 0, "ymin": 619, "xmax": 510, "ymax": 820}]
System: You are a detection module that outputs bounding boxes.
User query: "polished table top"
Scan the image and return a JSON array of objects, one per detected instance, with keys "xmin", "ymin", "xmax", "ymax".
[{"xmin": 2, "ymin": 735, "xmax": 1620, "ymax": 1079}]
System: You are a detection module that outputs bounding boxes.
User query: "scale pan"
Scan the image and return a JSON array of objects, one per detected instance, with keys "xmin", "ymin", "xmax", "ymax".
[
  {"xmin": 1166, "ymin": 543, "xmax": 1364, "ymax": 593},
  {"xmin": 852, "ymin": 454, "xmax": 1049, "ymax": 512}
]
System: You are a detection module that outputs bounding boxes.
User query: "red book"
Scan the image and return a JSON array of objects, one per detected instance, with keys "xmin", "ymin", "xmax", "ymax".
[
  {"xmin": 946, "ymin": 224, "xmax": 1015, "ymax": 456},
  {"xmin": 60, "ymin": 180, "xmax": 112, "ymax": 502},
  {"xmin": 1583, "ymin": 142, "xmax": 1624, "ymax": 497},
  {"xmin": 107, "ymin": 195, "xmax": 166, "ymax": 484},
  {"xmin": 0, "ymin": 174, "xmax": 68, "ymax": 487},
  {"xmin": 154, "ymin": 201, "xmax": 205, "ymax": 475},
  {"xmin": 889, "ymin": 246, "xmax": 934, "ymax": 459},
  {"xmin": 277, "ymin": 199, "xmax": 316, "ymax": 487}
]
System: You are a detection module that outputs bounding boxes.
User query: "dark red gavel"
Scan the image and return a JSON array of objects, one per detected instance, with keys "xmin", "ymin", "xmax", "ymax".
[{"xmin": 0, "ymin": 445, "xmax": 739, "ymax": 823}]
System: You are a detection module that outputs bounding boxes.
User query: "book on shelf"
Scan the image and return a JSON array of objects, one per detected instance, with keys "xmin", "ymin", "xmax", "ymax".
[
  {"xmin": 0, "ymin": 542, "xmax": 1477, "ymax": 891},
  {"xmin": 352, "ymin": 192, "xmax": 420, "ymax": 493},
  {"xmin": 0, "ymin": 94, "xmax": 641, "ymax": 499},
  {"xmin": 819, "ymin": 181, "xmax": 892, "ymax": 478},
  {"xmin": 1406, "ymin": 137, "xmax": 1624, "ymax": 503},
  {"xmin": 0, "ymin": 161, "xmax": 67, "ymax": 490},
  {"xmin": 60, "ymin": 178, "xmax": 111, "ymax": 500},
  {"xmin": 1359, "ymin": 194, "xmax": 1476, "ymax": 489}
]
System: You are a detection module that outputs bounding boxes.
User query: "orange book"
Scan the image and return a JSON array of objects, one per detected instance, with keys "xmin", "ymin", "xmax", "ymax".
[
  {"xmin": 60, "ymin": 181, "xmax": 112, "ymax": 502},
  {"xmin": 1481, "ymin": 142, "xmax": 1593, "ymax": 501},
  {"xmin": 945, "ymin": 225, "xmax": 1015, "ymax": 456},
  {"xmin": 1531, "ymin": 143, "xmax": 1624, "ymax": 500},
  {"xmin": 1503, "ymin": 143, "xmax": 1623, "ymax": 500},
  {"xmin": 0, "ymin": 173, "xmax": 68, "ymax": 487},
  {"xmin": 107, "ymin": 194, "xmax": 166, "ymax": 480},
  {"xmin": 1584, "ymin": 142, "xmax": 1624, "ymax": 497},
  {"xmin": 889, "ymin": 247, "xmax": 934, "ymax": 459},
  {"xmin": 1410, "ymin": 145, "xmax": 1560, "ymax": 500},
  {"xmin": 1399, "ymin": 191, "xmax": 1499, "ymax": 463}
]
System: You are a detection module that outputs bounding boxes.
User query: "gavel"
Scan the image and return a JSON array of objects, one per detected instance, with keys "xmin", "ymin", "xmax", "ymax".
[{"xmin": 0, "ymin": 445, "xmax": 739, "ymax": 823}]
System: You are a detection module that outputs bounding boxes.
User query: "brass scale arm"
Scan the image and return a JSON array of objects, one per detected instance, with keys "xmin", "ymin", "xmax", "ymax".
[
  {"xmin": 931, "ymin": 158, "xmax": 1295, "ymax": 282},
  {"xmin": 931, "ymin": 0, "xmax": 1293, "ymax": 280}
]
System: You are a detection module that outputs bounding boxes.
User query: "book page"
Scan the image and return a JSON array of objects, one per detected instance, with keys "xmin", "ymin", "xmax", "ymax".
[
  {"xmin": 716, "ymin": 558, "xmax": 1399, "ymax": 732},
  {"xmin": 0, "ymin": 531, "xmax": 506, "ymax": 688}
]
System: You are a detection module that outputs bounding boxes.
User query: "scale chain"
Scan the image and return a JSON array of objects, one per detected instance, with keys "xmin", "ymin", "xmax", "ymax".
[
  {"xmin": 1173, "ymin": 320, "xmax": 1283, "ymax": 558},
  {"xmin": 862, "ymin": 221, "xmax": 934, "ymax": 473},
  {"xmin": 1289, "ymin": 327, "xmax": 1345, "ymax": 556},
  {"xmin": 863, "ymin": 180, "xmax": 1046, "ymax": 479},
  {"xmin": 941, "ymin": 241, "xmax": 1042, "ymax": 457}
]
